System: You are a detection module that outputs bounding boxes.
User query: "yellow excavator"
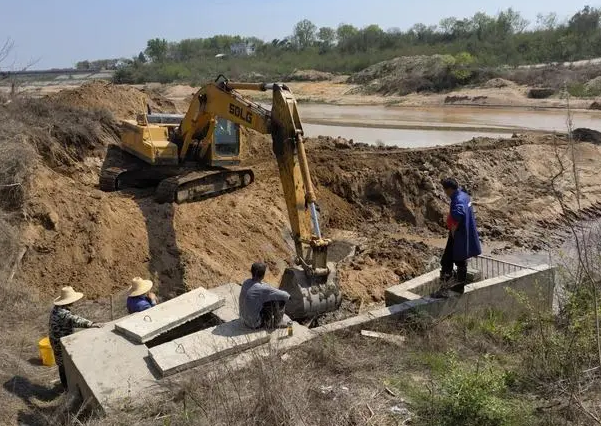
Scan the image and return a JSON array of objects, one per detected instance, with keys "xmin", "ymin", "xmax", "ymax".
[{"xmin": 99, "ymin": 75, "xmax": 341, "ymax": 319}]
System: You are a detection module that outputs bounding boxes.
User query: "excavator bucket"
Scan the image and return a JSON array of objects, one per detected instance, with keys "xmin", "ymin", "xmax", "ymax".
[{"xmin": 279, "ymin": 262, "xmax": 341, "ymax": 320}]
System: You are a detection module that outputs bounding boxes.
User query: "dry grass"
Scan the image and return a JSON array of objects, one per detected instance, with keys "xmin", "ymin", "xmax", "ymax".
[
  {"xmin": 83, "ymin": 330, "xmax": 413, "ymax": 426},
  {"xmin": 0, "ymin": 97, "xmax": 119, "ymax": 210},
  {"xmin": 76, "ymin": 316, "xmax": 534, "ymax": 426}
]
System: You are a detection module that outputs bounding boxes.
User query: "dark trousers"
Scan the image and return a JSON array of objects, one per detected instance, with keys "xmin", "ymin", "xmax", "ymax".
[
  {"xmin": 441, "ymin": 234, "xmax": 468, "ymax": 292},
  {"xmin": 260, "ymin": 301, "xmax": 286, "ymax": 329},
  {"xmin": 58, "ymin": 365, "xmax": 68, "ymax": 389}
]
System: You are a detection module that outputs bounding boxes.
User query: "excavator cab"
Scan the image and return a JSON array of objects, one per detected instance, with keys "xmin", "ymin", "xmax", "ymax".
[{"xmin": 211, "ymin": 117, "xmax": 241, "ymax": 164}]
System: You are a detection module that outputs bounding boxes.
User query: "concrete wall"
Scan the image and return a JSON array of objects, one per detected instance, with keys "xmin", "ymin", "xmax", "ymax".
[
  {"xmin": 413, "ymin": 265, "xmax": 555, "ymax": 321},
  {"xmin": 317, "ymin": 264, "xmax": 555, "ymax": 335}
]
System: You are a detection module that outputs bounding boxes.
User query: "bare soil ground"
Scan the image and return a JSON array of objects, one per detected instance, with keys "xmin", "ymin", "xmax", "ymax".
[
  {"xmin": 5, "ymin": 82, "xmax": 601, "ymax": 302},
  {"xmin": 2, "ymin": 82, "xmax": 601, "ymax": 424}
]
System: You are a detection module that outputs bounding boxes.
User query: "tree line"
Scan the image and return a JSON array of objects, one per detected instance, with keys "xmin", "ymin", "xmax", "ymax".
[{"xmin": 106, "ymin": 6, "xmax": 601, "ymax": 84}]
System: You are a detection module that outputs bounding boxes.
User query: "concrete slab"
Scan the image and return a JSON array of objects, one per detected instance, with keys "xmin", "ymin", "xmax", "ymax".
[
  {"xmin": 209, "ymin": 283, "xmax": 241, "ymax": 323},
  {"xmin": 149, "ymin": 319, "xmax": 271, "ymax": 377},
  {"xmin": 115, "ymin": 287, "xmax": 224, "ymax": 343},
  {"xmin": 62, "ymin": 323, "xmax": 161, "ymax": 413}
]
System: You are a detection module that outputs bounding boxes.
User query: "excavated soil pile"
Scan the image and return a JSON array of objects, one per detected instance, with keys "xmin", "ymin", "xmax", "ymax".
[
  {"xmin": 48, "ymin": 80, "xmax": 177, "ymax": 119},
  {"xmin": 140, "ymin": 86, "xmax": 180, "ymax": 114},
  {"xmin": 286, "ymin": 69, "xmax": 336, "ymax": 82},
  {"xmin": 308, "ymin": 134, "xmax": 601, "ymax": 252},
  {"xmin": 0, "ymin": 97, "xmax": 119, "ymax": 281},
  {"xmin": 5, "ymin": 82, "xmax": 601, "ymax": 306}
]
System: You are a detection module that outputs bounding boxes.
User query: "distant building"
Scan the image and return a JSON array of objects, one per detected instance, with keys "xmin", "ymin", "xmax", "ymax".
[{"xmin": 230, "ymin": 42, "xmax": 256, "ymax": 56}]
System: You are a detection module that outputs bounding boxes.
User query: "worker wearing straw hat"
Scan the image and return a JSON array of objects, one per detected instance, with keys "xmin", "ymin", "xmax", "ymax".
[
  {"xmin": 49, "ymin": 286, "xmax": 101, "ymax": 390},
  {"xmin": 126, "ymin": 277, "xmax": 158, "ymax": 314}
]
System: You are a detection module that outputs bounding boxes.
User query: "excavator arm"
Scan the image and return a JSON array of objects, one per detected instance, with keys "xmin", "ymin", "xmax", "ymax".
[{"xmin": 180, "ymin": 77, "xmax": 340, "ymax": 318}]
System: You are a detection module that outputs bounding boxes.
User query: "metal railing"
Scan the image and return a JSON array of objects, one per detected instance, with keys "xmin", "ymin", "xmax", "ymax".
[
  {"xmin": 468, "ymin": 255, "xmax": 534, "ymax": 281},
  {"xmin": 411, "ymin": 255, "xmax": 534, "ymax": 297}
]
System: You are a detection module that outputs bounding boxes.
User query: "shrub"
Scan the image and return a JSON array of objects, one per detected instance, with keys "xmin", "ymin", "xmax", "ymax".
[{"xmin": 409, "ymin": 354, "xmax": 534, "ymax": 426}]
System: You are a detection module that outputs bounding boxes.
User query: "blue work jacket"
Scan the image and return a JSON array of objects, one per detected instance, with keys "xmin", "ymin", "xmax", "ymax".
[{"xmin": 450, "ymin": 190, "xmax": 482, "ymax": 261}]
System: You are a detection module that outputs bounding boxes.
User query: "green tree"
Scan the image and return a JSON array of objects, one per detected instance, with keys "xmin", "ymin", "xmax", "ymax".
[
  {"xmin": 336, "ymin": 23, "xmax": 359, "ymax": 50},
  {"xmin": 137, "ymin": 52, "xmax": 147, "ymax": 63},
  {"xmin": 318, "ymin": 27, "xmax": 336, "ymax": 49},
  {"xmin": 145, "ymin": 38, "xmax": 168, "ymax": 62},
  {"xmin": 362, "ymin": 24, "xmax": 385, "ymax": 49},
  {"xmin": 497, "ymin": 8, "xmax": 529, "ymax": 35},
  {"xmin": 568, "ymin": 6, "xmax": 601, "ymax": 34},
  {"xmin": 293, "ymin": 19, "xmax": 317, "ymax": 49},
  {"xmin": 76, "ymin": 60, "xmax": 90, "ymax": 70},
  {"xmin": 439, "ymin": 17, "xmax": 458, "ymax": 35},
  {"xmin": 536, "ymin": 12, "xmax": 558, "ymax": 31}
]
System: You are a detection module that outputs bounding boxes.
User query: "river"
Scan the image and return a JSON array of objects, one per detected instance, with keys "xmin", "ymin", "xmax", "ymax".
[{"xmin": 299, "ymin": 104, "xmax": 601, "ymax": 147}]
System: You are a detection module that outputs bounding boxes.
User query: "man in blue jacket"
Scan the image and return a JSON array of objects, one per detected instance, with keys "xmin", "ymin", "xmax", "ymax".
[{"xmin": 434, "ymin": 178, "xmax": 482, "ymax": 297}]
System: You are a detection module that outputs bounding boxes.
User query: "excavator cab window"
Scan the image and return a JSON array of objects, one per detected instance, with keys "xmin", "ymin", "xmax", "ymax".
[{"xmin": 213, "ymin": 117, "xmax": 240, "ymax": 157}]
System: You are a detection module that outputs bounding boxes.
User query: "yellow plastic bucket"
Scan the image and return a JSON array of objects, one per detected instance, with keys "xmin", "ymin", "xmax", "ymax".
[{"xmin": 38, "ymin": 337, "xmax": 55, "ymax": 367}]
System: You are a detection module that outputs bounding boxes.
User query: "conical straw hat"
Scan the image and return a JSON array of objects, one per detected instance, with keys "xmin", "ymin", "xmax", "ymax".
[
  {"xmin": 54, "ymin": 286, "xmax": 84, "ymax": 306},
  {"xmin": 128, "ymin": 277, "xmax": 153, "ymax": 297}
]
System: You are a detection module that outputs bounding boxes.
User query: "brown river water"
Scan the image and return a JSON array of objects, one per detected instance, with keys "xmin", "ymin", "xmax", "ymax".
[{"xmin": 298, "ymin": 105, "xmax": 601, "ymax": 147}]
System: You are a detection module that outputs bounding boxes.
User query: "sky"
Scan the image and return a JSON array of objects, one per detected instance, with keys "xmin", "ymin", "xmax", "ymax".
[{"xmin": 0, "ymin": 0, "xmax": 595, "ymax": 69}]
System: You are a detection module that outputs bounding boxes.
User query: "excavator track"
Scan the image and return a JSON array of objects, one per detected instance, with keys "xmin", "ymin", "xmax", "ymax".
[
  {"xmin": 155, "ymin": 168, "xmax": 255, "ymax": 204},
  {"xmin": 99, "ymin": 166, "xmax": 127, "ymax": 192},
  {"xmin": 99, "ymin": 146, "xmax": 140, "ymax": 192},
  {"xmin": 100, "ymin": 145, "xmax": 183, "ymax": 192}
]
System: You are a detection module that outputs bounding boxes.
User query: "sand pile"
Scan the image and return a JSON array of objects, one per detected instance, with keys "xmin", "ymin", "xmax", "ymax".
[
  {"xmin": 310, "ymin": 134, "xmax": 601, "ymax": 251},
  {"xmin": 482, "ymin": 78, "xmax": 516, "ymax": 89},
  {"xmin": 348, "ymin": 55, "xmax": 457, "ymax": 95},
  {"xmin": 48, "ymin": 80, "xmax": 177, "ymax": 119},
  {"xmin": 286, "ymin": 69, "xmax": 335, "ymax": 82}
]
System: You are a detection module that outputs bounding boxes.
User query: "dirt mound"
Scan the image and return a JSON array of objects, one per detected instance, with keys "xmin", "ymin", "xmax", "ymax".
[
  {"xmin": 340, "ymin": 237, "xmax": 438, "ymax": 301},
  {"xmin": 482, "ymin": 78, "xmax": 515, "ymax": 89},
  {"xmin": 584, "ymin": 76, "xmax": 601, "ymax": 94},
  {"xmin": 573, "ymin": 128, "xmax": 601, "ymax": 144},
  {"xmin": 286, "ymin": 69, "xmax": 335, "ymax": 82},
  {"xmin": 48, "ymin": 80, "xmax": 177, "ymax": 119},
  {"xmin": 162, "ymin": 84, "xmax": 196, "ymax": 99},
  {"xmin": 0, "ymin": 97, "xmax": 120, "ymax": 285},
  {"xmin": 348, "ymin": 55, "xmax": 475, "ymax": 96},
  {"xmin": 309, "ymin": 134, "xmax": 601, "ymax": 255},
  {"xmin": 0, "ymin": 98, "xmax": 118, "ymax": 211},
  {"xmin": 140, "ymin": 87, "xmax": 180, "ymax": 114},
  {"xmin": 527, "ymin": 88, "xmax": 555, "ymax": 99}
]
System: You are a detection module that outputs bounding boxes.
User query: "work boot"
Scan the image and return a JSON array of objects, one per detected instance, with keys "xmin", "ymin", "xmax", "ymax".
[{"xmin": 450, "ymin": 267, "xmax": 467, "ymax": 294}]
